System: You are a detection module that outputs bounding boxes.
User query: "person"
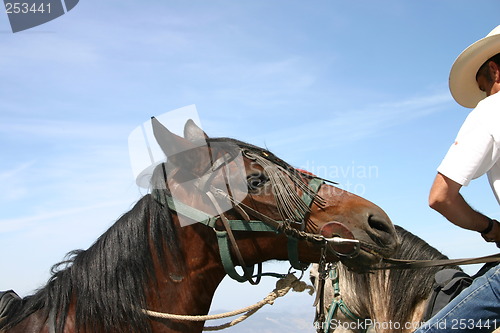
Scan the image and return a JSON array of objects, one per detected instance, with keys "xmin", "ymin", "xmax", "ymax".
[{"xmin": 414, "ymin": 26, "xmax": 500, "ymax": 333}]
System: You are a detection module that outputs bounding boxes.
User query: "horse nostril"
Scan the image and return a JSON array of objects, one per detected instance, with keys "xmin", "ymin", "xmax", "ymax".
[
  {"xmin": 368, "ymin": 214, "xmax": 392, "ymax": 235},
  {"xmin": 365, "ymin": 213, "xmax": 399, "ymax": 251}
]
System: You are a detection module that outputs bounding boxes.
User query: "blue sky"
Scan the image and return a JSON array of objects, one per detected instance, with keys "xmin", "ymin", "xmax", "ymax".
[{"xmin": 1, "ymin": 0, "xmax": 500, "ymax": 329}]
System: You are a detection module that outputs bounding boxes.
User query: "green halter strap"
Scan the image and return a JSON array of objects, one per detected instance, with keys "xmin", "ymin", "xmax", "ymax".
[
  {"xmin": 153, "ymin": 176, "xmax": 324, "ymax": 283},
  {"xmin": 323, "ymin": 265, "xmax": 367, "ymax": 333}
]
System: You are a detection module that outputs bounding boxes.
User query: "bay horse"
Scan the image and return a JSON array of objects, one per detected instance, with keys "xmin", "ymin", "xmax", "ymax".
[
  {"xmin": 311, "ymin": 226, "xmax": 461, "ymax": 333},
  {"xmin": 0, "ymin": 118, "xmax": 398, "ymax": 333}
]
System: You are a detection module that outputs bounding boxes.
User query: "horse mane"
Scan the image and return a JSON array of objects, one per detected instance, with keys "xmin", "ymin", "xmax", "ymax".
[
  {"xmin": 0, "ymin": 193, "xmax": 181, "ymax": 333},
  {"xmin": 339, "ymin": 225, "xmax": 459, "ymax": 328}
]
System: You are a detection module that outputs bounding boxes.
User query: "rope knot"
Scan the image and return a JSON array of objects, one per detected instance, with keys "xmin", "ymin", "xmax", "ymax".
[
  {"xmin": 274, "ymin": 273, "xmax": 314, "ymax": 296},
  {"xmin": 291, "ymin": 279, "xmax": 315, "ymax": 295}
]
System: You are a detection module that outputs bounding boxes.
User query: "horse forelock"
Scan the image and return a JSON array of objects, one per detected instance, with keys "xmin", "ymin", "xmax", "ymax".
[
  {"xmin": 1, "ymin": 194, "xmax": 181, "ymax": 333},
  {"xmin": 207, "ymin": 137, "xmax": 321, "ymax": 223}
]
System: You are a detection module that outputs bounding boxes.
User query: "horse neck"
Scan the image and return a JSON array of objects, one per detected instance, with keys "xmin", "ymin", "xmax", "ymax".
[
  {"xmin": 146, "ymin": 216, "xmax": 292, "ymax": 333},
  {"xmin": 146, "ymin": 218, "xmax": 227, "ymax": 332}
]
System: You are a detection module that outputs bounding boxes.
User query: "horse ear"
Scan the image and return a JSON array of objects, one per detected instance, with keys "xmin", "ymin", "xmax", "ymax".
[
  {"xmin": 151, "ymin": 117, "xmax": 197, "ymax": 157},
  {"xmin": 151, "ymin": 117, "xmax": 211, "ymax": 176},
  {"xmin": 184, "ymin": 119, "xmax": 209, "ymax": 143}
]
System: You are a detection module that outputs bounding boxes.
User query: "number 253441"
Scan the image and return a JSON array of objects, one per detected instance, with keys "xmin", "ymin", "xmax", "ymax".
[{"xmin": 5, "ymin": 2, "xmax": 52, "ymax": 14}]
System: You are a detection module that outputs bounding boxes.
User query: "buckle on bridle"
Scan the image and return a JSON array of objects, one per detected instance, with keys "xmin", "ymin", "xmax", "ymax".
[{"xmin": 324, "ymin": 236, "xmax": 361, "ymax": 259}]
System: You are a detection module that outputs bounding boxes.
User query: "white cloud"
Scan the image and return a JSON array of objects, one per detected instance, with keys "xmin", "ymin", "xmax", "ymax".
[
  {"xmin": 0, "ymin": 162, "xmax": 34, "ymax": 202},
  {"xmin": 0, "ymin": 199, "xmax": 130, "ymax": 233},
  {"xmin": 0, "ymin": 117, "xmax": 130, "ymax": 141},
  {"xmin": 246, "ymin": 91, "xmax": 452, "ymax": 153}
]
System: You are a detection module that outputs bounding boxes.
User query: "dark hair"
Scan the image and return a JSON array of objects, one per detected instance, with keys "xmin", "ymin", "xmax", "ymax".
[
  {"xmin": 0, "ymin": 194, "xmax": 181, "ymax": 333},
  {"xmin": 476, "ymin": 53, "xmax": 500, "ymax": 82}
]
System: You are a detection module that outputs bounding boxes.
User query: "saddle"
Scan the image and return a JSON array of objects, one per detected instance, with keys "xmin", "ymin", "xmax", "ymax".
[
  {"xmin": 423, "ymin": 262, "xmax": 497, "ymax": 321},
  {"xmin": 0, "ymin": 290, "xmax": 22, "ymax": 323}
]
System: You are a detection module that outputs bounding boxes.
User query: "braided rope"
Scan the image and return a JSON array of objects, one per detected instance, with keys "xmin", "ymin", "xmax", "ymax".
[{"xmin": 143, "ymin": 273, "xmax": 314, "ymax": 331}]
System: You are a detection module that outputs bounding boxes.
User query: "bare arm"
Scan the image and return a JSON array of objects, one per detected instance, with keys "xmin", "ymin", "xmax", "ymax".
[{"xmin": 429, "ymin": 172, "xmax": 500, "ymax": 242}]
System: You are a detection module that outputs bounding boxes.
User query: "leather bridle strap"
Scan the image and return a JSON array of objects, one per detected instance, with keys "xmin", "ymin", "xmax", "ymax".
[
  {"xmin": 373, "ymin": 253, "xmax": 500, "ymax": 270},
  {"xmin": 207, "ymin": 176, "xmax": 324, "ymax": 282},
  {"xmin": 156, "ymin": 193, "xmax": 273, "ymax": 283},
  {"xmin": 287, "ymin": 177, "xmax": 324, "ymax": 270},
  {"xmin": 206, "ymin": 190, "xmax": 262, "ymax": 285},
  {"xmin": 211, "ymin": 177, "xmax": 325, "ymax": 271}
]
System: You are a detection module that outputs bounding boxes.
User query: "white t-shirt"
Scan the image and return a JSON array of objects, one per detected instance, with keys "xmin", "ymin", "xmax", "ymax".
[{"xmin": 437, "ymin": 92, "xmax": 500, "ymax": 204}]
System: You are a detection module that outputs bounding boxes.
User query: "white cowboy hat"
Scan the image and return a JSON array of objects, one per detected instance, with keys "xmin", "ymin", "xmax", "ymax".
[{"xmin": 449, "ymin": 25, "xmax": 500, "ymax": 108}]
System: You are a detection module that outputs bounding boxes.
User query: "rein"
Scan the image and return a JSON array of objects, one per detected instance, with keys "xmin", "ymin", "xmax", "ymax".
[{"xmin": 374, "ymin": 252, "xmax": 500, "ymax": 270}]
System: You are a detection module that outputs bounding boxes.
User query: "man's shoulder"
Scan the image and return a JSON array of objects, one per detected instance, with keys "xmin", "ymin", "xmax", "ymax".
[
  {"xmin": 467, "ymin": 94, "xmax": 500, "ymax": 125},
  {"xmin": 475, "ymin": 93, "xmax": 500, "ymax": 112},
  {"xmin": 463, "ymin": 93, "xmax": 500, "ymax": 141}
]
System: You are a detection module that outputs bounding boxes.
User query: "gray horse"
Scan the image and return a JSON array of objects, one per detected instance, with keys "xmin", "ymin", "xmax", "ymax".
[{"xmin": 311, "ymin": 226, "xmax": 470, "ymax": 333}]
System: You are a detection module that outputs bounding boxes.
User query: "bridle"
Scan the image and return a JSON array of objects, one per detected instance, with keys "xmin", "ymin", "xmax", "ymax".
[{"xmin": 152, "ymin": 147, "xmax": 362, "ymax": 284}]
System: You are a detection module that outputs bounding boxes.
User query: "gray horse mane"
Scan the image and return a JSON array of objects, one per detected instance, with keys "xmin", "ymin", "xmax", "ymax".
[{"xmin": 337, "ymin": 225, "xmax": 459, "ymax": 328}]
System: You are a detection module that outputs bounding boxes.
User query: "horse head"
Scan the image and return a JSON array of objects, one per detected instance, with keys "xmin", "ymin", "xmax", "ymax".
[
  {"xmin": 0, "ymin": 117, "xmax": 400, "ymax": 333},
  {"xmin": 151, "ymin": 118, "xmax": 399, "ymax": 272}
]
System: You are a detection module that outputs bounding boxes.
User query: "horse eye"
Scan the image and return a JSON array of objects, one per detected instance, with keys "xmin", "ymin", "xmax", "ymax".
[{"xmin": 247, "ymin": 173, "xmax": 269, "ymax": 191}]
